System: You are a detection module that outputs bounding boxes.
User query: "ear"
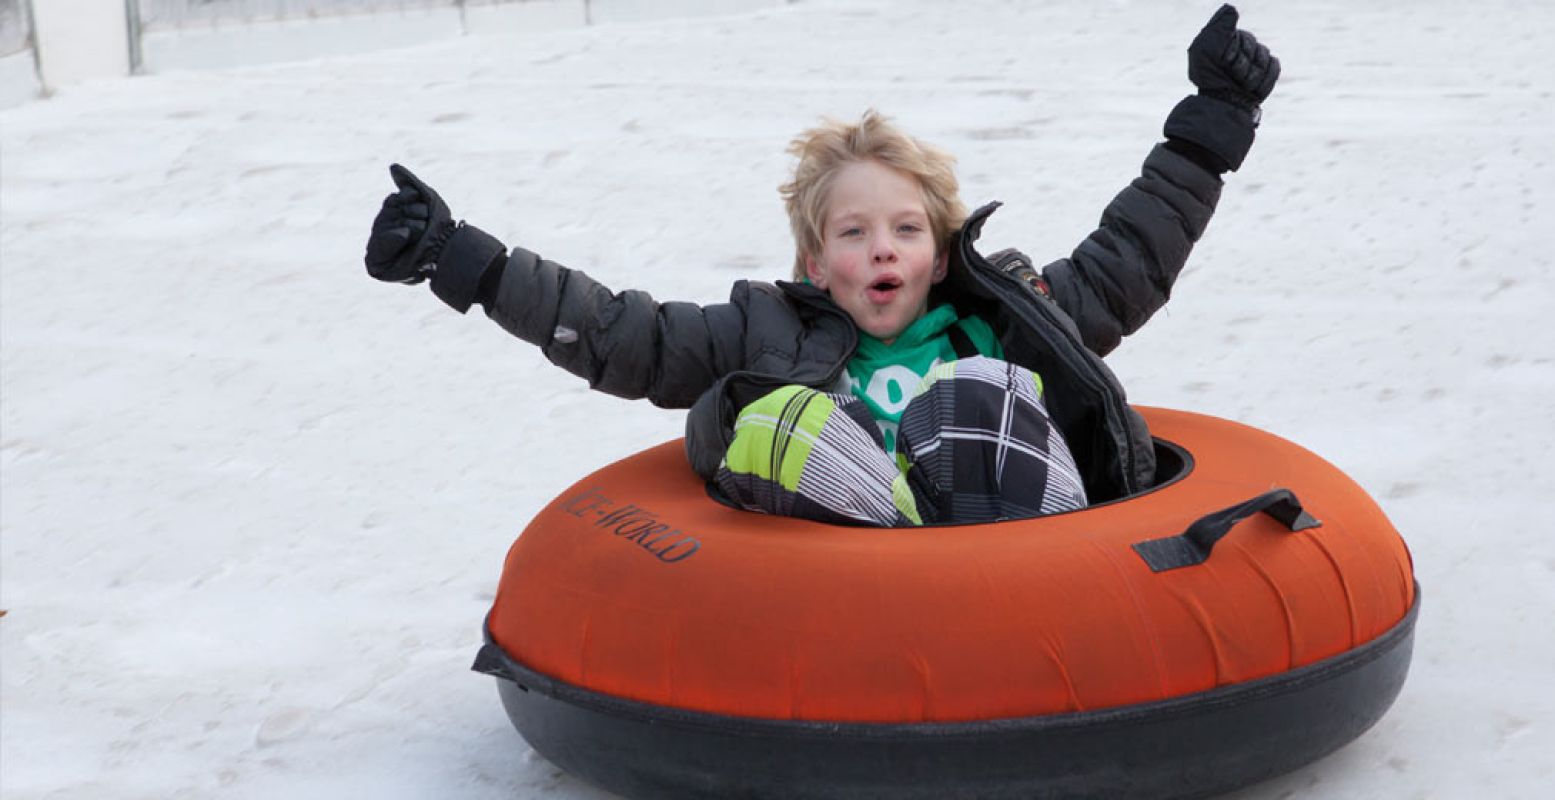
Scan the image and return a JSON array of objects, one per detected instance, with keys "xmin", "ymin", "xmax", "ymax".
[
  {"xmin": 804, "ymin": 253, "xmax": 828, "ymax": 290},
  {"xmin": 930, "ymin": 251, "xmax": 949, "ymax": 284}
]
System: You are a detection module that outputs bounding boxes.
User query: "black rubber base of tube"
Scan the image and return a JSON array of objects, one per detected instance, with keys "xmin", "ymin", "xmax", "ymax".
[{"xmin": 479, "ymin": 588, "xmax": 1418, "ymax": 800}]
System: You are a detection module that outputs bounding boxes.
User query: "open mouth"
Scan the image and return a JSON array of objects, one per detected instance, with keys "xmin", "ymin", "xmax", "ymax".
[{"xmin": 866, "ymin": 276, "xmax": 903, "ymax": 302}]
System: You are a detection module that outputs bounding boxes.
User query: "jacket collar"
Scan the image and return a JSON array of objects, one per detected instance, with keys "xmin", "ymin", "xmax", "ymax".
[
  {"xmin": 938, "ymin": 201, "xmax": 1005, "ymax": 306},
  {"xmin": 958, "ymin": 201, "xmax": 1003, "ymax": 249}
]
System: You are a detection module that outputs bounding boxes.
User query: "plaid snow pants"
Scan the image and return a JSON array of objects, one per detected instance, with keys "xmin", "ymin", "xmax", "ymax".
[{"xmin": 715, "ymin": 357, "xmax": 1089, "ymax": 527}]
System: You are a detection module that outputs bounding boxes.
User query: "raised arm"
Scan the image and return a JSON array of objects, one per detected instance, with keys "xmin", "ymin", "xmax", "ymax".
[
  {"xmin": 1042, "ymin": 4, "xmax": 1279, "ymax": 356},
  {"xmin": 364, "ymin": 165, "xmax": 745, "ymax": 408}
]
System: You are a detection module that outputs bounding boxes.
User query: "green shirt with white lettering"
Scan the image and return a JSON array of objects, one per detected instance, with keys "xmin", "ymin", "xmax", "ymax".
[{"xmin": 843, "ymin": 304, "xmax": 1005, "ymax": 457}]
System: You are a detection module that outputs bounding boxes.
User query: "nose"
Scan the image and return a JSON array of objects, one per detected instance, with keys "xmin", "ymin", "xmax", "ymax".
[{"xmin": 870, "ymin": 235, "xmax": 898, "ymax": 264}]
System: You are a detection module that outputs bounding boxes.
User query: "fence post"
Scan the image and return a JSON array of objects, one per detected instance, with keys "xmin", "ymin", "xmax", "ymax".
[
  {"xmin": 123, "ymin": 0, "xmax": 141, "ymax": 73},
  {"xmin": 24, "ymin": 0, "xmax": 42, "ymax": 84}
]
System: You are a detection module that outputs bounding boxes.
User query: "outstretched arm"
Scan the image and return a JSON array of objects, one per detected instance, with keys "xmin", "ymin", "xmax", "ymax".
[
  {"xmin": 1042, "ymin": 4, "xmax": 1279, "ymax": 357},
  {"xmin": 476, "ymin": 244, "xmax": 747, "ymax": 407},
  {"xmin": 364, "ymin": 165, "xmax": 745, "ymax": 408}
]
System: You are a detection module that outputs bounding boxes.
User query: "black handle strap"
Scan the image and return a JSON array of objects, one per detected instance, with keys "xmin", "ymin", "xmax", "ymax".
[{"xmin": 1132, "ymin": 488, "xmax": 1320, "ymax": 573}]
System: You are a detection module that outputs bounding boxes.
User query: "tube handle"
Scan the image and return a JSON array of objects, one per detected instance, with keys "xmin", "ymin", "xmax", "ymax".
[{"xmin": 1132, "ymin": 489, "xmax": 1321, "ymax": 572}]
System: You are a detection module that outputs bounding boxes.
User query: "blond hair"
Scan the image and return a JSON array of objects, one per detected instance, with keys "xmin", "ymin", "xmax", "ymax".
[{"xmin": 779, "ymin": 110, "xmax": 967, "ymax": 280}]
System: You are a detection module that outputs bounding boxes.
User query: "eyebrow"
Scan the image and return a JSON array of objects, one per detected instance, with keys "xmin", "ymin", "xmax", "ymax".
[{"xmin": 829, "ymin": 208, "xmax": 929, "ymax": 224}]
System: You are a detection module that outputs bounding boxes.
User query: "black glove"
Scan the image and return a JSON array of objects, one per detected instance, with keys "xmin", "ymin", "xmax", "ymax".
[
  {"xmin": 1188, "ymin": 4, "xmax": 1280, "ymax": 113},
  {"xmin": 1163, "ymin": 5, "xmax": 1279, "ymax": 173},
  {"xmin": 364, "ymin": 163, "xmax": 457, "ymax": 284},
  {"xmin": 365, "ymin": 163, "xmax": 509, "ymax": 313}
]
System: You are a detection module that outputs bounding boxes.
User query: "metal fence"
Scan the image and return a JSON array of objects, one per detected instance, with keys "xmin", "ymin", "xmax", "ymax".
[
  {"xmin": 0, "ymin": 0, "xmax": 33, "ymax": 58},
  {"xmin": 132, "ymin": 0, "xmax": 529, "ymax": 32}
]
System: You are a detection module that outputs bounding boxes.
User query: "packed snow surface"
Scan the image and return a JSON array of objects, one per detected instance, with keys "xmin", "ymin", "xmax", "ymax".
[{"xmin": 3, "ymin": 1, "xmax": 1552, "ymax": 797}]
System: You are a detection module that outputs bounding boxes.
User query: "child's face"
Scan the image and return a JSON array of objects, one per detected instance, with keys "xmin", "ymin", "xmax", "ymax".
[{"xmin": 804, "ymin": 160, "xmax": 947, "ymax": 344}]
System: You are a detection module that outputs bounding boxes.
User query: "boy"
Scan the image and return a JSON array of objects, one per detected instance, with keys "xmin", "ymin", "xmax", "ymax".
[{"xmin": 365, "ymin": 5, "xmax": 1278, "ymax": 527}]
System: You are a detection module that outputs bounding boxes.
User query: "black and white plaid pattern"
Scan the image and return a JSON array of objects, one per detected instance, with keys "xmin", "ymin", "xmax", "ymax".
[{"xmin": 899, "ymin": 357, "xmax": 1088, "ymax": 523}]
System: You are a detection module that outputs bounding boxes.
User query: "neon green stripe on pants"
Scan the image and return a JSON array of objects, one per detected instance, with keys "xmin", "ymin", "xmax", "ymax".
[{"xmin": 721, "ymin": 385, "xmax": 831, "ymax": 492}]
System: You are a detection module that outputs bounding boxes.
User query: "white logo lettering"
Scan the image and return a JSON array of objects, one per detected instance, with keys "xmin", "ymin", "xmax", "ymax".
[
  {"xmin": 864, "ymin": 365, "xmax": 921, "ymax": 415},
  {"xmin": 862, "ymin": 358, "xmax": 943, "ymax": 415}
]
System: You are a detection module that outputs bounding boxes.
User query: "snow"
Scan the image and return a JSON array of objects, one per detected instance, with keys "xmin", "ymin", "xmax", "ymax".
[{"xmin": 2, "ymin": 0, "xmax": 1552, "ymax": 797}]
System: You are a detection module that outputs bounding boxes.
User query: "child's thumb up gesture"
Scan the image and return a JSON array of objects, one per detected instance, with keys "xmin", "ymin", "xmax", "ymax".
[
  {"xmin": 1187, "ymin": 5, "xmax": 1280, "ymax": 116},
  {"xmin": 364, "ymin": 164, "xmax": 457, "ymax": 285}
]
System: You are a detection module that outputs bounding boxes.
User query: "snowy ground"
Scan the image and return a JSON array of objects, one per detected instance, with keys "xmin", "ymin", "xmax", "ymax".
[{"xmin": 3, "ymin": 0, "xmax": 1552, "ymax": 797}]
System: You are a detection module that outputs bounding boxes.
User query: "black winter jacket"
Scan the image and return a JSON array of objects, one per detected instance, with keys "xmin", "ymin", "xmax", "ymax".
[{"xmin": 460, "ymin": 142, "xmax": 1222, "ymax": 503}]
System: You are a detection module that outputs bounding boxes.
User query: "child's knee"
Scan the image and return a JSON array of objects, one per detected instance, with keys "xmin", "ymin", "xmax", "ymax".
[
  {"xmin": 724, "ymin": 386, "xmax": 836, "ymax": 484},
  {"xmin": 720, "ymin": 384, "xmax": 920, "ymax": 526}
]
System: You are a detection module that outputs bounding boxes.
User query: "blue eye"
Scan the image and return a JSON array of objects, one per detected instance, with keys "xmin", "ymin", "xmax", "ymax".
[{"xmin": 840, "ymin": 227, "xmax": 863, "ymax": 237}]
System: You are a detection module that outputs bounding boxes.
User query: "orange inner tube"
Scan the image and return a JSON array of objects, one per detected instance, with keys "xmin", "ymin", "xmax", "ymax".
[{"xmin": 487, "ymin": 407, "xmax": 1415, "ymax": 723}]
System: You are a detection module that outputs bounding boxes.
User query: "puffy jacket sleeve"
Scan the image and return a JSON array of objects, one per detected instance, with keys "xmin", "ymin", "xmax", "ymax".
[
  {"xmin": 480, "ymin": 246, "xmax": 748, "ymax": 408},
  {"xmin": 1041, "ymin": 143, "xmax": 1224, "ymax": 357}
]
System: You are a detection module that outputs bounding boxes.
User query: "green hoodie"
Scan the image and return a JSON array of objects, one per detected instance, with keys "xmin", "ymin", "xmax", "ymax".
[{"xmin": 843, "ymin": 304, "xmax": 1005, "ymax": 457}]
